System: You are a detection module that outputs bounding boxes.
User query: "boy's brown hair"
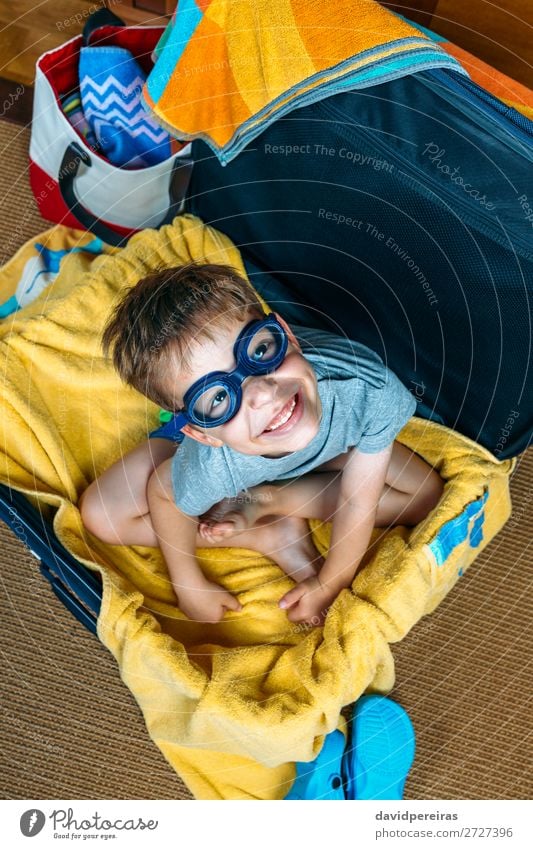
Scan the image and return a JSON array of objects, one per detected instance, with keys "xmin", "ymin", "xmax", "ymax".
[{"xmin": 102, "ymin": 263, "xmax": 265, "ymax": 410}]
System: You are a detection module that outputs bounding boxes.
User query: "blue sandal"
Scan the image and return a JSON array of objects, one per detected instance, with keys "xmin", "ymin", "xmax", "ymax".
[
  {"xmin": 342, "ymin": 695, "xmax": 416, "ymax": 800},
  {"xmin": 284, "ymin": 729, "xmax": 346, "ymax": 800}
]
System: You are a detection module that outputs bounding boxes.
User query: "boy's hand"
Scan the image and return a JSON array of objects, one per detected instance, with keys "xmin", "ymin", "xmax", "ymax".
[
  {"xmin": 279, "ymin": 577, "xmax": 338, "ymax": 626},
  {"xmin": 176, "ymin": 580, "xmax": 242, "ymax": 623}
]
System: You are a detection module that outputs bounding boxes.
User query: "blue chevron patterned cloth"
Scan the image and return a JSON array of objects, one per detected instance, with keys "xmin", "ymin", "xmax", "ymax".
[{"xmin": 80, "ymin": 46, "xmax": 171, "ymax": 168}]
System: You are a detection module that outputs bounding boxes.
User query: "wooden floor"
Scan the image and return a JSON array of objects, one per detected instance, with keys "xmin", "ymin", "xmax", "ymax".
[
  {"xmin": 0, "ymin": 1, "xmax": 168, "ymax": 88},
  {"xmin": 425, "ymin": 0, "xmax": 532, "ymax": 87},
  {"xmin": 0, "ymin": 1, "xmax": 531, "ymax": 90}
]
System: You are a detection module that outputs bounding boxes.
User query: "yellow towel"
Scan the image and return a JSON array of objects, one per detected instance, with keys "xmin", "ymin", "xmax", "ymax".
[
  {"xmin": 0, "ymin": 226, "xmax": 114, "ymax": 318},
  {"xmin": 0, "ymin": 215, "xmax": 513, "ymax": 798}
]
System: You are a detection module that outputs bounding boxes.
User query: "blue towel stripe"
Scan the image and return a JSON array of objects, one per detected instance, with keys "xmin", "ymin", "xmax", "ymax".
[
  {"xmin": 147, "ymin": 0, "xmax": 204, "ymax": 104},
  {"xmin": 428, "ymin": 490, "xmax": 488, "ymax": 567}
]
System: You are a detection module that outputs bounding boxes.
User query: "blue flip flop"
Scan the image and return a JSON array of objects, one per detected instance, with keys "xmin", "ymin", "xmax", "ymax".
[
  {"xmin": 285, "ymin": 729, "xmax": 346, "ymax": 800},
  {"xmin": 342, "ymin": 695, "xmax": 416, "ymax": 800}
]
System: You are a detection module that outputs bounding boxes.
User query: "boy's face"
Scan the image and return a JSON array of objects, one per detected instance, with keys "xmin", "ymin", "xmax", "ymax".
[{"xmin": 167, "ymin": 312, "xmax": 322, "ymax": 457}]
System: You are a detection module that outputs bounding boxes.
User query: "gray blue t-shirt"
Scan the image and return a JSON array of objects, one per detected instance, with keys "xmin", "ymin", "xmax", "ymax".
[{"xmin": 171, "ymin": 325, "xmax": 416, "ymax": 516}]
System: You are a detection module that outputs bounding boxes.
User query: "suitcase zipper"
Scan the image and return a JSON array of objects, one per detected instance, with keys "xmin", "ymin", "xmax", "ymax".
[{"xmin": 427, "ymin": 68, "xmax": 533, "ymax": 142}]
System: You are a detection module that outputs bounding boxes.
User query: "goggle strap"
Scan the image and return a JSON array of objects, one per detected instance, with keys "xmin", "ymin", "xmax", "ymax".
[{"xmin": 162, "ymin": 412, "xmax": 189, "ymax": 441}]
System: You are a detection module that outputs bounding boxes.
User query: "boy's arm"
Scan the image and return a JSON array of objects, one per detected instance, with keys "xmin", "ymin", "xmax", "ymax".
[
  {"xmin": 147, "ymin": 458, "xmax": 241, "ymax": 623},
  {"xmin": 280, "ymin": 444, "xmax": 392, "ymax": 623}
]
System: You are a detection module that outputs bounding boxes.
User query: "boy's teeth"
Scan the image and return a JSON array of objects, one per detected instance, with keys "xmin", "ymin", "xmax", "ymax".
[{"xmin": 265, "ymin": 396, "xmax": 297, "ymax": 431}]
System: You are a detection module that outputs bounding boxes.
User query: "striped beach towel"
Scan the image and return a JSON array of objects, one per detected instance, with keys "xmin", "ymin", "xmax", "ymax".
[{"xmin": 143, "ymin": 0, "xmax": 465, "ymax": 164}]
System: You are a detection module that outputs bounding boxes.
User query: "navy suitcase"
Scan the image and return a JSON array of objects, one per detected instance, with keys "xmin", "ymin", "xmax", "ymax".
[
  {"xmin": 186, "ymin": 68, "xmax": 533, "ymax": 460},
  {"xmin": 2, "ymin": 67, "xmax": 532, "ymax": 631}
]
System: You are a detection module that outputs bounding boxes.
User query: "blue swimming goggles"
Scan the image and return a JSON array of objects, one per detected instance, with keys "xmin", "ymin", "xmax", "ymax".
[{"xmin": 168, "ymin": 312, "xmax": 288, "ymax": 433}]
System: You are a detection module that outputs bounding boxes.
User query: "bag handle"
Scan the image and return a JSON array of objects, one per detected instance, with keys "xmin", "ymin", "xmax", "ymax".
[
  {"xmin": 82, "ymin": 8, "xmax": 126, "ymax": 45},
  {"xmin": 58, "ymin": 142, "xmax": 193, "ymax": 247}
]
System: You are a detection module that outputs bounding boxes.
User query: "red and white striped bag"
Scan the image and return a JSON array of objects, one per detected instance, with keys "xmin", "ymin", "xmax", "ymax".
[{"xmin": 29, "ymin": 15, "xmax": 192, "ymax": 246}]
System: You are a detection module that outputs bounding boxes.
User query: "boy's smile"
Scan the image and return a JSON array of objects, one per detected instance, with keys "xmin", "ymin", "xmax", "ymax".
[{"xmin": 167, "ymin": 312, "xmax": 322, "ymax": 457}]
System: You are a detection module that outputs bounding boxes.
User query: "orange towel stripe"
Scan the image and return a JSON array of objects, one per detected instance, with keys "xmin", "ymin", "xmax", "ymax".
[{"xmin": 443, "ymin": 43, "xmax": 533, "ymax": 114}]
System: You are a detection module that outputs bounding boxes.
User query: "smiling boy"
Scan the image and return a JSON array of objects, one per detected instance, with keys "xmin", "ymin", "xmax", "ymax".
[{"xmin": 80, "ymin": 263, "xmax": 443, "ymax": 624}]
